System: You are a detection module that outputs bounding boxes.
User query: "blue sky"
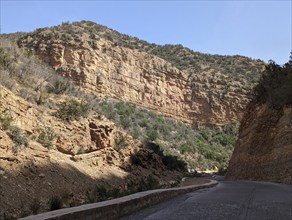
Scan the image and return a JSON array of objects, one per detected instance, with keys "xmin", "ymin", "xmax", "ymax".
[{"xmin": 1, "ymin": 1, "xmax": 291, "ymax": 64}]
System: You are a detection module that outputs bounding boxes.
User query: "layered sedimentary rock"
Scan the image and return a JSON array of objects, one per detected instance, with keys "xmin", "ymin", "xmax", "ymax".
[
  {"xmin": 19, "ymin": 37, "xmax": 257, "ymax": 127},
  {"xmin": 225, "ymin": 103, "xmax": 292, "ymax": 184}
]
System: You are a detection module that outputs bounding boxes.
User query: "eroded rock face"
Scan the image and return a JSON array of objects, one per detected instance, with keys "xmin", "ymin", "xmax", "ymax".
[
  {"xmin": 225, "ymin": 103, "xmax": 292, "ymax": 184},
  {"xmin": 89, "ymin": 122, "xmax": 115, "ymax": 150},
  {"xmin": 0, "ymin": 86, "xmax": 39, "ymax": 134},
  {"xmin": 0, "ymin": 85, "xmax": 181, "ymax": 216},
  {"xmin": 19, "ymin": 38, "xmax": 257, "ymax": 127}
]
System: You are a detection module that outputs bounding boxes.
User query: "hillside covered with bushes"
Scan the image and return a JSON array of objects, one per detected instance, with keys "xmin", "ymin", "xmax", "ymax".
[
  {"xmin": 226, "ymin": 56, "xmax": 292, "ymax": 184},
  {"xmin": 0, "ymin": 21, "xmax": 267, "ymax": 218}
]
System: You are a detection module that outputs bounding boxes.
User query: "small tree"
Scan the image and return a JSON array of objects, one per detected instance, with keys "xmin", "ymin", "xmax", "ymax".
[
  {"xmin": 54, "ymin": 99, "xmax": 90, "ymax": 121},
  {"xmin": 36, "ymin": 126, "xmax": 56, "ymax": 149},
  {"xmin": 0, "ymin": 112, "xmax": 13, "ymax": 130}
]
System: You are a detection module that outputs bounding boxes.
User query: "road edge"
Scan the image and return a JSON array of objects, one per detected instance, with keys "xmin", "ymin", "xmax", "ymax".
[{"xmin": 20, "ymin": 179, "xmax": 218, "ymax": 220}]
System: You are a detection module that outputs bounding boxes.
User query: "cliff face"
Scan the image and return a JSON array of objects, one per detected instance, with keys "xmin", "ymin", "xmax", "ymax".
[
  {"xmin": 17, "ymin": 22, "xmax": 264, "ymax": 127},
  {"xmin": 32, "ymin": 39, "xmax": 194, "ymax": 124},
  {"xmin": 226, "ymin": 62, "xmax": 292, "ymax": 184},
  {"xmin": 226, "ymin": 104, "xmax": 292, "ymax": 184}
]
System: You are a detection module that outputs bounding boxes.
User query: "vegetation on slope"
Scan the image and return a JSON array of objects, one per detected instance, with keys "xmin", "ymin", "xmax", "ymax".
[
  {"xmin": 0, "ymin": 37, "xmax": 237, "ymax": 171},
  {"xmin": 98, "ymin": 100, "xmax": 237, "ymax": 170},
  {"xmin": 253, "ymin": 55, "xmax": 292, "ymax": 109},
  {"xmin": 225, "ymin": 54, "xmax": 292, "ymax": 184},
  {"xmin": 16, "ymin": 20, "xmax": 264, "ymax": 91}
]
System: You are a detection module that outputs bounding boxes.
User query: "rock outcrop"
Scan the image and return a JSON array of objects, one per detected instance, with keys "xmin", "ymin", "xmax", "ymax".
[
  {"xmin": 0, "ymin": 86, "xmax": 181, "ymax": 217},
  {"xmin": 18, "ymin": 23, "xmax": 264, "ymax": 127},
  {"xmin": 226, "ymin": 103, "xmax": 292, "ymax": 184},
  {"xmin": 226, "ymin": 62, "xmax": 292, "ymax": 184}
]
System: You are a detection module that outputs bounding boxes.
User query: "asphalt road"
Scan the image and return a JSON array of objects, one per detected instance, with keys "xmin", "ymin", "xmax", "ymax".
[{"xmin": 122, "ymin": 180, "xmax": 292, "ymax": 220}]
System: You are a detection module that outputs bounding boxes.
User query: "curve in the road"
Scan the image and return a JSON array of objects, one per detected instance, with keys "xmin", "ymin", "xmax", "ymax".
[{"xmin": 123, "ymin": 181, "xmax": 292, "ymax": 220}]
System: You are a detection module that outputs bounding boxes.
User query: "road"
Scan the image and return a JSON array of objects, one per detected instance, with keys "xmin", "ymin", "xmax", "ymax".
[{"xmin": 122, "ymin": 180, "xmax": 292, "ymax": 220}]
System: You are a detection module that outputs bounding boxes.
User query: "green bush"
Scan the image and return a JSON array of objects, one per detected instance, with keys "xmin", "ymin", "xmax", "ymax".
[
  {"xmin": 199, "ymin": 129, "xmax": 212, "ymax": 142},
  {"xmin": 47, "ymin": 77, "xmax": 74, "ymax": 95},
  {"xmin": 94, "ymin": 186, "xmax": 108, "ymax": 201},
  {"xmin": 137, "ymin": 175, "xmax": 160, "ymax": 191},
  {"xmin": 86, "ymin": 185, "xmax": 109, "ymax": 203},
  {"xmin": 146, "ymin": 129, "xmax": 158, "ymax": 142},
  {"xmin": 138, "ymin": 119, "xmax": 149, "ymax": 128},
  {"xmin": 120, "ymin": 115, "xmax": 131, "ymax": 128},
  {"xmin": 8, "ymin": 126, "xmax": 28, "ymax": 151},
  {"xmin": 131, "ymin": 127, "xmax": 141, "ymax": 139},
  {"xmin": 146, "ymin": 142, "xmax": 163, "ymax": 156},
  {"xmin": 179, "ymin": 143, "xmax": 193, "ymax": 154},
  {"xmin": 162, "ymin": 155, "xmax": 187, "ymax": 171},
  {"xmin": 77, "ymin": 147, "xmax": 84, "ymax": 155},
  {"xmin": 0, "ymin": 112, "xmax": 13, "ymax": 130},
  {"xmin": 36, "ymin": 126, "xmax": 56, "ymax": 149},
  {"xmin": 97, "ymin": 100, "xmax": 238, "ymax": 170},
  {"xmin": 0, "ymin": 47, "xmax": 12, "ymax": 70},
  {"xmin": 17, "ymin": 88, "xmax": 34, "ymax": 103},
  {"xmin": 253, "ymin": 57, "xmax": 292, "ymax": 109},
  {"xmin": 130, "ymin": 154, "xmax": 142, "ymax": 166},
  {"xmin": 54, "ymin": 99, "xmax": 90, "ymax": 121},
  {"xmin": 49, "ymin": 196, "xmax": 62, "ymax": 211},
  {"xmin": 114, "ymin": 136, "xmax": 129, "ymax": 151}
]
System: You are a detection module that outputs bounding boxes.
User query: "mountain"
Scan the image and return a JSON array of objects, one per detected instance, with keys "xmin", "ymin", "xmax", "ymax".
[
  {"xmin": 17, "ymin": 20, "xmax": 265, "ymax": 127},
  {"xmin": 226, "ymin": 59, "xmax": 292, "ymax": 184},
  {"xmin": 0, "ymin": 20, "xmax": 266, "ymax": 218},
  {"xmin": 0, "ymin": 39, "xmax": 185, "ymax": 218}
]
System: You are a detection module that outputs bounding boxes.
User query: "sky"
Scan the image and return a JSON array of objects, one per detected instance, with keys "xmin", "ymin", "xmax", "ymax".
[{"xmin": 0, "ymin": 1, "xmax": 291, "ymax": 64}]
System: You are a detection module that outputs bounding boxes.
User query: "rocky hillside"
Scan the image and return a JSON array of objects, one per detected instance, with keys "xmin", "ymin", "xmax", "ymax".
[
  {"xmin": 0, "ymin": 39, "xmax": 186, "ymax": 218},
  {"xmin": 226, "ymin": 59, "xmax": 292, "ymax": 184},
  {"xmin": 17, "ymin": 20, "xmax": 265, "ymax": 127},
  {"xmin": 0, "ymin": 84, "xmax": 184, "ymax": 218},
  {"xmin": 0, "ymin": 21, "xmax": 267, "ymax": 218},
  {"xmin": 0, "ymin": 35, "xmax": 240, "ymax": 218}
]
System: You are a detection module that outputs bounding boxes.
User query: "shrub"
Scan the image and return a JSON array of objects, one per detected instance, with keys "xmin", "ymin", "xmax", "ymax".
[
  {"xmin": 130, "ymin": 154, "xmax": 142, "ymax": 166},
  {"xmin": 162, "ymin": 155, "xmax": 187, "ymax": 171},
  {"xmin": 137, "ymin": 175, "xmax": 160, "ymax": 191},
  {"xmin": 96, "ymin": 100, "xmax": 238, "ymax": 170},
  {"xmin": 17, "ymin": 88, "xmax": 34, "ymax": 103},
  {"xmin": 86, "ymin": 185, "xmax": 109, "ymax": 203},
  {"xmin": 0, "ymin": 69, "xmax": 15, "ymax": 90},
  {"xmin": 0, "ymin": 112, "xmax": 13, "ymax": 130},
  {"xmin": 1, "ymin": 212, "xmax": 15, "ymax": 220},
  {"xmin": 77, "ymin": 147, "xmax": 84, "ymax": 155},
  {"xmin": 146, "ymin": 129, "xmax": 158, "ymax": 142},
  {"xmin": 179, "ymin": 143, "xmax": 192, "ymax": 154},
  {"xmin": 8, "ymin": 126, "xmax": 28, "ymax": 151},
  {"xmin": 138, "ymin": 119, "xmax": 149, "ymax": 128},
  {"xmin": 0, "ymin": 47, "xmax": 12, "ymax": 70},
  {"xmin": 60, "ymin": 190, "xmax": 71, "ymax": 207},
  {"xmin": 49, "ymin": 196, "xmax": 62, "ymax": 211},
  {"xmin": 223, "ymin": 122, "xmax": 238, "ymax": 137},
  {"xmin": 114, "ymin": 136, "xmax": 129, "ymax": 151},
  {"xmin": 131, "ymin": 127, "xmax": 141, "ymax": 139},
  {"xmin": 107, "ymin": 187, "xmax": 121, "ymax": 198},
  {"xmin": 253, "ymin": 58, "xmax": 292, "ymax": 109},
  {"xmin": 217, "ymin": 167, "xmax": 228, "ymax": 176},
  {"xmin": 54, "ymin": 99, "xmax": 90, "ymax": 121},
  {"xmin": 47, "ymin": 77, "xmax": 73, "ymax": 95},
  {"xmin": 36, "ymin": 126, "xmax": 56, "ymax": 149},
  {"xmin": 29, "ymin": 198, "xmax": 41, "ymax": 214},
  {"xmin": 199, "ymin": 129, "xmax": 212, "ymax": 142},
  {"xmin": 120, "ymin": 115, "xmax": 131, "ymax": 128},
  {"xmin": 146, "ymin": 142, "xmax": 163, "ymax": 156}
]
